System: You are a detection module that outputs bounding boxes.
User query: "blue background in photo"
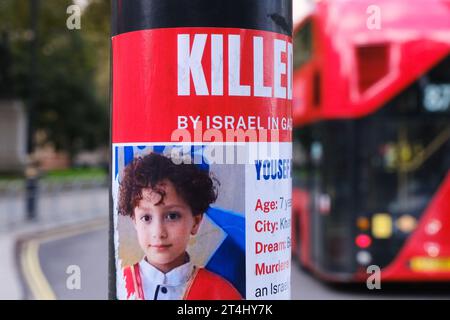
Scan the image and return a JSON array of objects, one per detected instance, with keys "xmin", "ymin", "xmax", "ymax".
[{"xmin": 114, "ymin": 145, "xmax": 246, "ymax": 297}]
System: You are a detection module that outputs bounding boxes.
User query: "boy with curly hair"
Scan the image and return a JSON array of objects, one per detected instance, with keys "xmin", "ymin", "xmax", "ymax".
[{"xmin": 118, "ymin": 152, "xmax": 241, "ymax": 300}]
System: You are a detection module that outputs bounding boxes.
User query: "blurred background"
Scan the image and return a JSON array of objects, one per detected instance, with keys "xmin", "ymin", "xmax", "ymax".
[
  {"xmin": 0, "ymin": 0, "xmax": 449, "ymax": 300},
  {"xmin": 0, "ymin": 0, "xmax": 109, "ymax": 300}
]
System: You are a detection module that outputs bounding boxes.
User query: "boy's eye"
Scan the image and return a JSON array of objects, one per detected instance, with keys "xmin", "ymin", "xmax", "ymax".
[
  {"xmin": 140, "ymin": 215, "xmax": 151, "ymax": 222},
  {"xmin": 166, "ymin": 212, "xmax": 180, "ymax": 221}
]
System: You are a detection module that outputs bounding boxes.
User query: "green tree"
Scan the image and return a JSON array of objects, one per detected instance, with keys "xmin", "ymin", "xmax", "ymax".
[{"xmin": 0, "ymin": 0, "xmax": 110, "ymax": 161}]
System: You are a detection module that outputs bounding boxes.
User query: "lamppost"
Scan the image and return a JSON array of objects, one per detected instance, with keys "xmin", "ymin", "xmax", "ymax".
[
  {"xmin": 110, "ymin": 0, "xmax": 293, "ymax": 300},
  {"xmin": 25, "ymin": 0, "xmax": 40, "ymax": 221}
]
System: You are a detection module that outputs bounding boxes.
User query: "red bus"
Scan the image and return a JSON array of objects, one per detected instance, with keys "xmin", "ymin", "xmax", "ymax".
[{"xmin": 291, "ymin": 0, "xmax": 450, "ymax": 282}]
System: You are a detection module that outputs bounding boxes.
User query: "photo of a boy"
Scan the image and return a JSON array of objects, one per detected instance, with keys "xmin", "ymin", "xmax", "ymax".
[{"xmin": 118, "ymin": 152, "xmax": 242, "ymax": 300}]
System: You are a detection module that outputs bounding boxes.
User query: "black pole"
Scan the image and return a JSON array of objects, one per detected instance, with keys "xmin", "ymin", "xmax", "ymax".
[
  {"xmin": 25, "ymin": 0, "xmax": 40, "ymax": 221},
  {"xmin": 108, "ymin": 0, "xmax": 115, "ymax": 299},
  {"xmin": 27, "ymin": 0, "xmax": 39, "ymax": 155},
  {"xmin": 110, "ymin": 0, "xmax": 292, "ymax": 300},
  {"xmin": 112, "ymin": 0, "xmax": 292, "ymax": 37}
]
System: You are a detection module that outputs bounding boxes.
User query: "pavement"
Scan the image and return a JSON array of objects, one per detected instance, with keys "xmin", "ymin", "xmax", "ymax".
[
  {"xmin": 0, "ymin": 187, "xmax": 108, "ymax": 300},
  {"xmin": 0, "ymin": 230, "xmax": 22, "ymax": 299}
]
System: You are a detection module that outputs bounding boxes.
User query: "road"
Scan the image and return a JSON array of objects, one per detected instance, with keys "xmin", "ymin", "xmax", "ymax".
[
  {"xmin": 291, "ymin": 260, "xmax": 450, "ymax": 300},
  {"xmin": 19, "ymin": 219, "xmax": 109, "ymax": 300},
  {"xmin": 17, "ymin": 222, "xmax": 450, "ymax": 300}
]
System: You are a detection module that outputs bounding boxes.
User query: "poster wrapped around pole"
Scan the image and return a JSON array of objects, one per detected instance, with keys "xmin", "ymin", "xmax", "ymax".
[{"xmin": 110, "ymin": 0, "xmax": 293, "ymax": 300}]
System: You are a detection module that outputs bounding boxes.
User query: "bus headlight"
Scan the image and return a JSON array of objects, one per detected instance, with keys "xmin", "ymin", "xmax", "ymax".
[{"xmin": 357, "ymin": 251, "xmax": 372, "ymax": 266}]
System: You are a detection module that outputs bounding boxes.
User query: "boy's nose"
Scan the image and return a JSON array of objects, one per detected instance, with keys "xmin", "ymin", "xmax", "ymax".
[{"xmin": 151, "ymin": 219, "xmax": 168, "ymax": 239}]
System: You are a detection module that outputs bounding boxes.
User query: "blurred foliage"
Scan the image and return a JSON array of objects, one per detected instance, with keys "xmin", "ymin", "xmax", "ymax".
[
  {"xmin": 44, "ymin": 167, "xmax": 107, "ymax": 181},
  {"xmin": 0, "ymin": 167, "xmax": 106, "ymax": 183},
  {"xmin": 0, "ymin": 0, "xmax": 110, "ymax": 159}
]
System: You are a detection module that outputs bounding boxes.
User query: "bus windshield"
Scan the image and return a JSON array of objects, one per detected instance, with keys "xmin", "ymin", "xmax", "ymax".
[{"xmin": 293, "ymin": 55, "xmax": 450, "ymax": 273}]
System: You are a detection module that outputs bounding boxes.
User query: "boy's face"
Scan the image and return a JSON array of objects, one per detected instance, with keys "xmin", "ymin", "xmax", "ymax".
[{"xmin": 133, "ymin": 179, "xmax": 203, "ymax": 273}]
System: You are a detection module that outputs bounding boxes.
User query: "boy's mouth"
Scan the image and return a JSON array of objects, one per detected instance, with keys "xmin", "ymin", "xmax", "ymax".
[{"xmin": 150, "ymin": 244, "xmax": 172, "ymax": 250}]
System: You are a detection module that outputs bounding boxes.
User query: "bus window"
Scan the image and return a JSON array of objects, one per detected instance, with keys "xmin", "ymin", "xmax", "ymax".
[
  {"xmin": 356, "ymin": 44, "xmax": 389, "ymax": 93},
  {"xmin": 293, "ymin": 20, "xmax": 313, "ymax": 70},
  {"xmin": 311, "ymin": 122, "xmax": 357, "ymax": 274},
  {"xmin": 293, "ymin": 126, "xmax": 314, "ymax": 187},
  {"xmin": 294, "ymin": 122, "xmax": 358, "ymax": 274},
  {"xmin": 420, "ymin": 56, "xmax": 450, "ymax": 114},
  {"xmin": 356, "ymin": 56, "xmax": 450, "ymax": 268}
]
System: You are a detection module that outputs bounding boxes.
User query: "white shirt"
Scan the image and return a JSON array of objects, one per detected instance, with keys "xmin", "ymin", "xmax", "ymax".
[{"xmin": 138, "ymin": 258, "xmax": 195, "ymax": 300}]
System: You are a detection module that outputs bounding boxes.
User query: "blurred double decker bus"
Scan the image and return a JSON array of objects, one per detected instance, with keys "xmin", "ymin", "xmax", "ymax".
[{"xmin": 291, "ymin": 0, "xmax": 450, "ymax": 282}]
